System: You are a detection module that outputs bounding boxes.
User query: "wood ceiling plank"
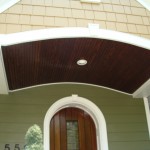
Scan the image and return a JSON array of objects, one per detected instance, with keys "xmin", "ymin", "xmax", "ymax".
[{"xmin": 2, "ymin": 38, "xmax": 150, "ymax": 94}]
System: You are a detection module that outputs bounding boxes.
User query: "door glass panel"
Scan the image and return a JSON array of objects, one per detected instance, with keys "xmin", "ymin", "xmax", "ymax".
[{"xmin": 67, "ymin": 121, "xmax": 79, "ymax": 150}]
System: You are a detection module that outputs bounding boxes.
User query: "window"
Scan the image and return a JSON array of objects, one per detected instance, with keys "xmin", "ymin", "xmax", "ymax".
[{"xmin": 67, "ymin": 121, "xmax": 79, "ymax": 150}]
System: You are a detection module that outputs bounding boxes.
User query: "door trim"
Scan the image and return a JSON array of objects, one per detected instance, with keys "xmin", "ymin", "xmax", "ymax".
[{"xmin": 44, "ymin": 95, "xmax": 109, "ymax": 150}]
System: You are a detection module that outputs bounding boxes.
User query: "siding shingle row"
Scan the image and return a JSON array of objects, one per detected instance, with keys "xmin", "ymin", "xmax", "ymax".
[{"xmin": 0, "ymin": 0, "xmax": 149, "ymax": 39}]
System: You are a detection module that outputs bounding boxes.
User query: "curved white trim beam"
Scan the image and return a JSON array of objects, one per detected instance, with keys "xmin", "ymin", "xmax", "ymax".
[
  {"xmin": 1, "ymin": 27, "xmax": 150, "ymax": 50},
  {"xmin": 10, "ymin": 82, "xmax": 132, "ymax": 96},
  {"xmin": 44, "ymin": 95, "xmax": 109, "ymax": 150}
]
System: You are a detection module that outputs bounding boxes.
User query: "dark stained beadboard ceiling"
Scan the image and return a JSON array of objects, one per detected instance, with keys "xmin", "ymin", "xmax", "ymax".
[{"xmin": 2, "ymin": 38, "xmax": 150, "ymax": 94}]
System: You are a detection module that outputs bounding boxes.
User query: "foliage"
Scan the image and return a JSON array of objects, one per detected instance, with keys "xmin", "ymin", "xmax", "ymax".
[{"xmin": 25, "ymin": 124, "xmax": 43, "ymax": 150}]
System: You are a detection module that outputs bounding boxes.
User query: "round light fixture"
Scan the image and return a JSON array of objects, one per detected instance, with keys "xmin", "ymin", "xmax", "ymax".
[{"xmin": 77, "ymin": 59, "xmax": 87, "ymax": 66}]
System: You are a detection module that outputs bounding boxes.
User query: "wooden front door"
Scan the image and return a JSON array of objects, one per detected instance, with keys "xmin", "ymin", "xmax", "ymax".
[{"xmin": 50, "ymin": 107, "xmax": 97, "ymax": 150}]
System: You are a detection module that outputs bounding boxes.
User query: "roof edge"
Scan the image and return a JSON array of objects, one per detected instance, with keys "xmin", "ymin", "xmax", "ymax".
[
  {"xmin": 136, "ymin": 0, "xmax": 150, "ymax": 11},
  {"xmin": 0, "ymin": 0, "xmax": 20, "ymax": 13}
]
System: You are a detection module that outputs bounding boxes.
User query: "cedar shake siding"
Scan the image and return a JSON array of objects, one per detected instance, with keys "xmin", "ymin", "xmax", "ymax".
[{"xmin": 0, "ymin": 0, "xmax": 149, "ymax": 39}]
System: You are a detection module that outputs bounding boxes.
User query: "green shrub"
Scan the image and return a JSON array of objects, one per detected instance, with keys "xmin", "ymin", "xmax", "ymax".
[{"xmin": 25, "ymin": 124, "xmax": 43, "ymax": 150}]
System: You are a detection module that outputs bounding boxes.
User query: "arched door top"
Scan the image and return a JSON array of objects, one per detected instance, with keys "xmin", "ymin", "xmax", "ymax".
[{"xmin": 44, "ymin": 95, "xmax": 109, "ymax": 150}]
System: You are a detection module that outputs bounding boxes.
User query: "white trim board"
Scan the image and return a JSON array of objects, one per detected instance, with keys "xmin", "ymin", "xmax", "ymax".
[
  {"xmin": 9, "ymin": 82, "xmax": 132, "ymax": 96},
  {"xmin": 144, "ymin": 97, "xmax": 150, "ymax": 138},
  {"xmin": 137, "ymin": 0, "xmax": 150, "ymax": 11},
  {"xmin": 0, "ymin": 46, "xmax": 8, "ymax": 94},
  {"xmin": 0, "ymin": 0, "xmax": 20, "ymax": 13},
  {"xmin": 44, "ymin": 95, "xmax": 109, "ymax": 150},
  {"xmin": 1, "ymin": 27, "xmax": 150, "ymax": 50}
]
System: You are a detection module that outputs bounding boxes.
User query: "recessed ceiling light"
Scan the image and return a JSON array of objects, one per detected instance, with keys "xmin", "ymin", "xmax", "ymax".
[{"xmin": 77, "ymin": 59, "xmax": 87, "ymax": 66}]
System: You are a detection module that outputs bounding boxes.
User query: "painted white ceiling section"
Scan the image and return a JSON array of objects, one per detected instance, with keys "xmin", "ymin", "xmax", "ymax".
[
  {"xmin": 0, "ymin": 0, "xmax": 20, "ymax": 13},
  {"xmin": 0, "ymin": 26, "xmax": 150, "ymax": 97},
  {"xmin": 137, "ymin": 0, "xmax": 150, "ymax": 11}
]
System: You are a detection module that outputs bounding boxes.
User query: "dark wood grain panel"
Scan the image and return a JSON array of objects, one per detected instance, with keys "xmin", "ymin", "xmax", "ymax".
[
  {"xmin": 66, "ymin": 108, "xmax": 72, "ymax": 120},
  {"xmin": 54, "ymin": 113, "xmax": 60, "ymax": 150},
  {"xmin": 2, "ymin": 38, "xmax": 150, "ymax": 93},
  {"xmin": 90, "ymin": 115, "xmax": 97, "ymax": 150},
  {"xmin": 78, "ymin": 109, "xmax": 86, "ymax": 150},
  {"xmin": 71, "ymin": 107, "xmax": 78, "ymax": 120},
  {"xmin": 60, "ymin": 109, "xmax": 67, "ymax": 150},
  {"xmin": 50, "ymin": 118, "xmax": 55, "ymax": 150},
  {"xmin": 84, "ymin": 111, "xmax": 92, "ymax": 150}
]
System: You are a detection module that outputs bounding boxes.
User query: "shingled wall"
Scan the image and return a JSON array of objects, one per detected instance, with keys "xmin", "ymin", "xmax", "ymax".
[{"xmin": 0, "ymin": 0, "xmax": 150, "ymax": 39}]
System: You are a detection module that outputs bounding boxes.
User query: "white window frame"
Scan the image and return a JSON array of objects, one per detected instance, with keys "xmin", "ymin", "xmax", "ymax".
[
  {"xmin": 43, "ymin": 95, "xmax": 109, "ymax": 150},
  {"xmin": 144, "ymin": 97, "xmax": 150, "ymax": 138}
]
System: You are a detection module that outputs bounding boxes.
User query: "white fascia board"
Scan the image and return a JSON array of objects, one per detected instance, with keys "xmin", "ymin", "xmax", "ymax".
[
  {"xmin": 0, "ymin": 0, "xmax": 20, "ymax": 13},
  {"xmin": 1, "ymin": 28, "xmax": 91, "ymax": 46},
  {"xmin": 1, "ymin": 27, "xmax": 150, "ymax": 51},
  {"xmin": 136, "ymin": 0, "xmax": 150, "ymax": 11}
]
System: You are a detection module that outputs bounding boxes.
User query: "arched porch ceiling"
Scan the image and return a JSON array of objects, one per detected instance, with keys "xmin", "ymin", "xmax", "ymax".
[{"xmin": 0, "ymin": 27, "xmax": 150, "ymax": 97}]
